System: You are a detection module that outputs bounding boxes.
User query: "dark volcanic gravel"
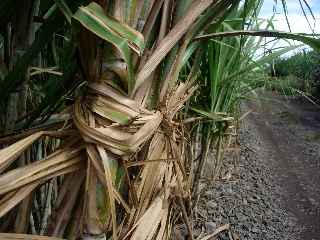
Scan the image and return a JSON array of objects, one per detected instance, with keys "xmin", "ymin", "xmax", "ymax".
[
  {"xmin": 193, "ymin": 96, "xmax": 320, "ymax": 240},
  {"xmin": 194, "ymin": 126, "xmax": 300, "ymax": 240}
]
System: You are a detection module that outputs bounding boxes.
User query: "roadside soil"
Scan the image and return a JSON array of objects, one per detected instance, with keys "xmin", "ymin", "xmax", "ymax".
[{"xmin": 194, "ymin": 92, "xmax": 320, "ymax": 240}]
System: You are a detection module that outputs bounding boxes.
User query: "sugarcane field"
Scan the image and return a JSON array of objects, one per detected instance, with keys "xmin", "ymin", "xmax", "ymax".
[{"xmin": 0, "ymin": 0, "xmax": 319, "ymax": 239}]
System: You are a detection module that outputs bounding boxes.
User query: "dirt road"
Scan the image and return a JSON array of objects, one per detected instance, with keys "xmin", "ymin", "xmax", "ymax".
[
  {"xmin": 246, "ymin": 94, "xmax": 320, "ymax": 240},
  {"xmin": 195, "ymin": 93, "xmax": 320, "ymax": 240}
]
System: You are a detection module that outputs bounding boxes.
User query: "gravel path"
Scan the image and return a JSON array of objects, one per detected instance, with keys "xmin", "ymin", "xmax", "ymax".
[{"xmin": 194, "ymin": 95, "xmax": 320, "ymax": 240}]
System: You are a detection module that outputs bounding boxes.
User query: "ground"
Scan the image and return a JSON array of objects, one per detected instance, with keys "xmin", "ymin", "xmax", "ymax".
[{"xmin": 194, "ymin": 93, "xmax": 320, "ymax": 240}]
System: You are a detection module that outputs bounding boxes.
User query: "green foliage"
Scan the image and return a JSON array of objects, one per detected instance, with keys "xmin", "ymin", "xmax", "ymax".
[
  {"xmin": 73, "ymin": 2, "xmax": 145, "ymax": 93},
  {"xmin": 186, "ymin": 0, "xmax": 319, "ymax": 183},
  {"xmin": 265, "ymin": 75, "xmax": 300, "ymax": 95},
  {"xmin": 0, "ymin": 0, "xmax": 89, "ymax": 130},
  {"xmin": 273, "ymin": 50, "xmax": 320, "ymax": 96},
  {"xmin": 190, "ymin": 0, "xmax": 299, "ymax": 129},
  {"xmin": 273, "ymin": 50, "xmax": 319, "ymax": 79}
]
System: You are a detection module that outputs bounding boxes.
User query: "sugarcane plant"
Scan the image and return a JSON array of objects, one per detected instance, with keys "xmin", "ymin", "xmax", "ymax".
[
  {"xmin": 0, "ymin": 0, "xmax": 319, "ymax": 239},
  {"xmin": 186, "ymin": 0, "xmax": 320, "ymax": 204}
]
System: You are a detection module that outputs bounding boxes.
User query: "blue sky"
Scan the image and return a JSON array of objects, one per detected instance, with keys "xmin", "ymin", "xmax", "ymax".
[
  {"xmin": 259, "ymin": 0, "xmax": 320, "ymax": 33},
  {"xmin": 256, "ymin": 0, "xmax": 320, "ymax": 54},
  {"xmin": 260, "ymin": 0, "xmax": 320, "ymax": 16}
]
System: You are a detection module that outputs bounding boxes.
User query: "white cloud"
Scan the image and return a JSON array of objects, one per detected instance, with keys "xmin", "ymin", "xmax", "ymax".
[
  {"xmin": 272, "ymin": 14, "xmax": 320, "ymax": 33},
  {"xmin": 257, "ymin": 1, "xmax": 320, "ymax": 56},
  {"xmin": 260, "ymin": 0, "xmax": 320, "ymax": 34}
]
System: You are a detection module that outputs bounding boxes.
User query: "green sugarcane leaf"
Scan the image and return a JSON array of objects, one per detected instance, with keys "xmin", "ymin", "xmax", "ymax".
[
  {"xmin": 191, "ymin": 108, "xmax": 233, "ymax": 122},
  {"xmin": 54, "ymin": 0, "xmax": 73, "ymax": 23},
  {"xmin": 181, "ymin": 42, "xmax": 201, "ymax": 67},
  {"xmin": 196, "ymin": 30, "xmax": 320, "ymax": 51},
  {"xmin": 87, "ymin": 2, "xmax": 144, "ymax": 53},
  {"xmin": 73, "ymin": 2, "xmax": 145, "ymax": 93},
  {"xmin": 227, "ymin": 44, "xmax": 302, "ymax": 80},
  {"xmin": 0, "ymin": 6, "xmax": 66, "ymax": 105}
]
